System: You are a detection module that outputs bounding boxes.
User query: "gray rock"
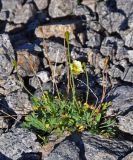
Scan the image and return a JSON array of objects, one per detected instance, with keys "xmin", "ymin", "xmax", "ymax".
[
  {"xmin": 49, "ymin": 0, "xmax": 77, "ymax": 18},
  {"xmin": 5, "ymin": 23, "xmax": 23, "ymax": 32},
  {"xmin": 1, "ymin": 0, "xmax": 24, "ymax": 11},
  {"xmin": 96, "ymin": 1, "xmax": 125, "ymax": 33},
  {"xmin": 107, "ymin": 85, "xmax": 133, "ymax": 116},
  {"xmin": 34, "ymin": 82, "xmax": 53, "ymax": 98},
  {"xmin": 122, "ymin": 152, "xmax": 133, "ymax": 160},
  {"xmin": 9, "ymin": 3, "xmax": 36, "ymax": 24},
  {"xmin": 82, "ymin": 132, "xmax": 133, "ymax": 160},
  {"xmin": 29, "ymin": 71, "xmax": 50, "ymax": 89},
  {"xmin": 108, "ymin": 65, "xmax": 124, "ymax": 78},
  {"xmin": 86, "ymin": 29, "xmax": 101, "ymax": 48},
  {"xmin": 125, "ymin": 30, "xmax": 133, "ymax": 48},
  {"xmin": 0, "ymin": 97, "xmax": 16, "ymax": 129},
  {"xmin": 5, "ymin": 90, "xmax": 32, "ymax": 115},
  {"xmin": 34, "ymin": 0, "xmax": 48, "ymax": 10},
  {"xmin": 43, "ymin": 41, "xmax": 67, "ymax": 63},
  {"xmin": 0, "ymin": 34, "xmax": 15, "ymax": 78},
  {"xmin": 0, "ymin": 11, "xmax": 8, "ymax": 21},
  {"xmin": 116, "ymin": 0, "xmax": 133, "ymax": 16},
  {"xmin": 44, "ymin": 140, "xmax": 80, "ymax": 160},
  {"xmin": 0, "ymin": 75, "xmax": 22, "ymax": 95},
  {"xmin": 100, "ymin": 37, "xmax": 124, "ymax": 58},
  {"xmin": 122, "ymin": 66, "xmax": 133, "ymax": 84},
  {"xmin": 0, "ymin": 128, "xmax": 41, "ymax": 160},
  {"xmin": 73, "ymin": 5, "xmax": 96, "ymax": 22},
  {"xmin": 118, "ymin": 111, "xmax": 133, "ymax": 135},
  {"xmin": 82, "ymin": 0, "xmax": 97, "ymax": 12}
]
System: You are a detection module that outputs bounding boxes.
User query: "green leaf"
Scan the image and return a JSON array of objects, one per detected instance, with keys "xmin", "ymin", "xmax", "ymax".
[{"xmin": 96, "ymin": 113, "xmax": 102, "ymax": 123}]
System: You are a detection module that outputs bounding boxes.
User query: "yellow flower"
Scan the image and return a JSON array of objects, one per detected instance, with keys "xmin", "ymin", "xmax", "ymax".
[
  {"xmin": 83, "ymin": 103, "xmax": 89, "ymax": 109},
  {"xmin": 78, "ymin": 125, "xmax": 85, "ymax": 132},
  {"xmin": 70, "ymin": 60, "xmax": 84, "ymax": 75},
  {"xmin": 32, "ymin": 106, "xmax": 39, "ymax": 111},
  {"xmin": 45, "ymin": 124, "xmax": 50, "ymax": 128}
]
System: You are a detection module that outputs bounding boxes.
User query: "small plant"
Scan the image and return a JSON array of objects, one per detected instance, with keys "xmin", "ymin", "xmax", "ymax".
[
  {"xmin": 22, "ymin": 92, "xmax": 115, "ymax": 143},
  {"xmin": 22, "ymin": 31, "xmax": 116, "ymax": 144}
]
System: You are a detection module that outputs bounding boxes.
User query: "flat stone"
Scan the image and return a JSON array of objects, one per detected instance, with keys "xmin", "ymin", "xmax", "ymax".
[{"xmin": 35, "ymin": 22, "xmax": 76, "ymax": 39}]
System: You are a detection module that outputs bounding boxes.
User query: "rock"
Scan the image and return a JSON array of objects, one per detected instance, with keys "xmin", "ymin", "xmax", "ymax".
[
  {"xmin": 122, "ymin": 152, "xmax": 133, "ymax": 160},
  {"xmin": 116, "ymin": 0, "xmax": 133, "ymax": 16},
  {"xmin": 9, "ymin": 3, "xmax": 36, "ymax": 24},
  {"xmin": 17, "ymin": 50, "xmax": 40, "ymax": 77},
  {"xmin": 122, "ymin": 66, "xmax": 133, "ymax": 84},
  {"xmin": 0, "ymin": 34, "xmax": 15, "ymax": 78},
  {"xmin": 0, "ymin": 75, "xmax": 22, "ymax": 95},
  {"xmin": 5, "ymin": 23, "xmax": 22, "ymax": 32},
  {"xmin": 44, "ymin": 140, "xmax": 80, "ymax": 160},
  {"xmin": 125, "ymin": 30, "xmax": 133, "ymax": 48},
  {"xmin": 50, "ymin": 64, "xmax": 66, "ymax": 82},
  {"xmin": 87, "ymin": 49, "xmax": 104, "ymax": 70},
  {"xmin": 73, "ymin": 5, "xmax": 96, "ymax": 22},
  {"xmin": 118, "ymin": 111, "xmax": 133, "ymax": 135},
  {"xmin": 34, "ymin": 82, "xmax": 53, "ymax": 98},
  {"xmin": 0, "ymin": 97, "xmax": 17, "ymax": 129},
  {"xmin": 107, "ymin": 85, "xmax": 133, "ymax": 115},
  {"xmin": 48, "ymin": 0, "xmax": 77, "ymax": 18},
  {"xmin": 43, "ymin": 41, "xmax": 67, "ymax": 63},
  {"xmin": 29, "ymin": 71, "xmax": 50, "ymax": 89},
  {"xmin": 33, "ymin": 0, "xmax": 48, "ymax": 10},
  {"xmin": 86, "ymin": 29, "xmax": 101, "ymax": 48},
  {"xmin": 96, "ymin": 1, "xmax": 125, "ymax": 33},
  {"xmin": 108, "ymin": 65, "xmax": 124, "ymax": 78},
  {"xmin": 0, "ymin": 127, "xmax": 41, "ymax": 160},
  {"xmin": 1, "ymin": 0, "xmax": 24, "ymax": 11},
  {"xmin": 82, "ymin": 0, "xmax": 97, "ymax": 11},
  {"xmin": 35, "ymin": 21, "xmax": 76, "ymax": 39},
  {"xmin": 5, "ymin": 90, "xmax": 32, "ymax": 115},
  {"xmin": 82, "ymin": 132, "xmax": 133, "ymax": 160},
  {"xmin": 100, "ymin": 36, "xmax": 124, "ymax": 59},
  {"xmin": 0, "ymin": 11, "xmax": 8, "ymax": 21}
]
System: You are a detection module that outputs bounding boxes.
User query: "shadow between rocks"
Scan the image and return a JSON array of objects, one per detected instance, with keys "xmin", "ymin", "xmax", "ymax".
[{"xmin": 0, "ymin": 152, "xmax": 12, "ymax": 160}]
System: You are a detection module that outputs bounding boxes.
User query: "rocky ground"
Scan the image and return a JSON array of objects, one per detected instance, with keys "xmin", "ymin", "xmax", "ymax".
[{"xmin": 0, "ymin": 0, "xmax": 133, "ymax": 159}]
